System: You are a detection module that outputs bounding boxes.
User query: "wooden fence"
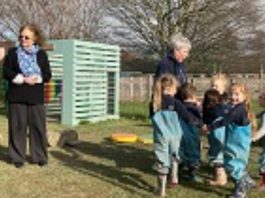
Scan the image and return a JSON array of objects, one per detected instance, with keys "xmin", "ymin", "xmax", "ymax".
[{"xmin": 120, "ymin": 73, "xmax": 265, "ymax": 101}]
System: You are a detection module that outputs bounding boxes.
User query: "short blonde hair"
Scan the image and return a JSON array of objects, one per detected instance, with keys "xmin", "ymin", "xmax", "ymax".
[
  {"xmin": 211, "ymin": 73, "xmax": 229, "ymax": 89},
  {"xmin": 169, "ymin": 33, "xmax": 191, "ymax": 51}
]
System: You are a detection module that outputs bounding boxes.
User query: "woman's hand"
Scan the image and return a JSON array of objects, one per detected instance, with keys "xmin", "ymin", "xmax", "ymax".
[
  {"xmin": 201, "ymin": 124, "xmax": 209, "ymax": 134},
  {"xmin": 24, "ymin": 75, "xmax": 38, "ymax": 85}
]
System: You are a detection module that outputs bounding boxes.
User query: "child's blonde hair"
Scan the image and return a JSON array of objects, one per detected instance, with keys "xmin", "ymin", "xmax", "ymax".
[
  {"xmin": 211, "ymin": 73, "xmax": 229, "ymax": 89},
  {"xmin": 152, "ymin": 74, "xmax": 179, "ymax": 112},
  {"xmin": 230, "ymin": 83, "xmax": 257, "ymax": 130}
]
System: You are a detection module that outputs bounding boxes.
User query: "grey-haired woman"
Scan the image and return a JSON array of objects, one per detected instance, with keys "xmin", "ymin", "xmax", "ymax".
[{"xmin": 3, "ymin": 24, "xmax": 51, "ymax": 168}]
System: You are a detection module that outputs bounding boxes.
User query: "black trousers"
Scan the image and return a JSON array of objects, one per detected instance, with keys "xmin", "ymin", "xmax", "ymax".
[{"xmin": 8, "ymin": 103, "xmax": 48, "ymax": 163}]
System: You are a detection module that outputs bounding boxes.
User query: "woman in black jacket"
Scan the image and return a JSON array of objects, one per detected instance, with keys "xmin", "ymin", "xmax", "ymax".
[{"xmin": 3, "ymin": 24, "xmax": 52, "ymax": 168}]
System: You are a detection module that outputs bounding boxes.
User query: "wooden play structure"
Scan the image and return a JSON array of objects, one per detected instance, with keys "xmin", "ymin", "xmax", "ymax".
[
  {"xmin": 0, "ymin": 40, "xmax": 120, "ymax": 126},
  {"xmin": 46, "ymin": 40, "xmax": 120, "ymax": 126}
]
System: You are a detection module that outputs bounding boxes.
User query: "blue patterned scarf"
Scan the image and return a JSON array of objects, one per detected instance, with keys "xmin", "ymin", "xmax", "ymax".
[{"xmin": 16, "ymin": 45, "xmax": 41, "ymax": 77}]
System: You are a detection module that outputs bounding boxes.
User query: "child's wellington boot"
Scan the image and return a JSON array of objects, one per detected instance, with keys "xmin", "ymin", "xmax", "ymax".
[
  {"xmin": 209, "ymin": 167, "xmax": 227, "ymax": 186},
  {"xmin": 258, "ymin": 174, "xmax": 265, "ymax": 191},
  {"xmin": 229, "ymin": 179, "xmax": 246, "ymax": 198},
  {"xmin": 167, "ymin": 160, "xmax": 178, "ymax": 188},
  {"xmin": 154, "ymin": 175, "xmax": 167, "ymax": 197}
]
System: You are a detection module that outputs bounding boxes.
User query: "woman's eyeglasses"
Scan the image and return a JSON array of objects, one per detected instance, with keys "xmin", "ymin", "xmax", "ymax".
[{"xmin": 19, "ymin": 35, "xmax": 30, "ymax": 40}]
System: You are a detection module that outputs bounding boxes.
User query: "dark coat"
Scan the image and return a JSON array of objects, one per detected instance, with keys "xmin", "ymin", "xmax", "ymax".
[
  {"xmin": 155, "ymin": 51, "xmax": 187, "ymax": 85},
  {"xmin": 3, "ymin": 47, "xmax": 52, "ymax": 104}
]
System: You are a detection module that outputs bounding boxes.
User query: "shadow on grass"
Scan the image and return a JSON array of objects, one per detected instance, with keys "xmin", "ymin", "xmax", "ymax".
[
  {"xmin": 0, "ymin": 144, "xmax": 9, "ymax": 163},
  {"xmin": 50, "ymin": 140, "xmax": 236, "ymax": 197},
  {"xmin": 252, "ymin": 137, "xmax": 265, "ymax": 148},
  {"xmin": 120, "ymin": 112, "xmax": 149, "ymax": 121},
  {"xmin": 50, "ymin": 140, "xmax": 154, "ymax": 195},
  {"xmin": 0, "ymin": 144, "xmax": 38, "ymax": 165},
  {"xmin": 74, "ymin": 140, "xmax": 154, "ymax": 173},
  {"xmin": 0, "ymin": 143, "xmax": 57, "ymax": 165},
  {"xmin": 0, "ymin": 106, "xmax": 7, "ymax": 116},
  {"xmin": 179, "ymin": 163, "xmax": 232, "ymax": 197}
]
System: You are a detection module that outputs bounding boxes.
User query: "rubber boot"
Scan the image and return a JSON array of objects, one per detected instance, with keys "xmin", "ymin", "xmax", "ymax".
[{"xmin": 209, "ymin": 167, "xmax": 227, "ymax": 186}]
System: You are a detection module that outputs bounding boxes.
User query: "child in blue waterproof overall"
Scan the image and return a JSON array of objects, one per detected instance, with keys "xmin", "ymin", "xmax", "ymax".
[
  {"xmin": 205, "ymin": 74, "xmax": 230, "ymax": 186},
  {"xmin": 178, "ymin": 83, "xmax": 202, "ymax": 182},
  {"xmin": 203, "ymin": 88, "xmax": 228, "ymax": 186},
  {"xmin": 252, "ymin": 89, "xmax": 265, "ymax": 190},
  {"xmin": 150, "ymin": 74, "xmax": 204, "ymax": 197},
  {"xmin": 206, "ymin": 83, "xmax": 255, "ymax": 198}
]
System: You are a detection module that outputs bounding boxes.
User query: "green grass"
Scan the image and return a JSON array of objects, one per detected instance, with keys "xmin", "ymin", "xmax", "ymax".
[
  {"xmin": 0, "ymin": 101, "xmax": 263, "ymax": 198},
  {"xmin": 120, "ymin": 101, "xmax": 150, "ymax": 121}
]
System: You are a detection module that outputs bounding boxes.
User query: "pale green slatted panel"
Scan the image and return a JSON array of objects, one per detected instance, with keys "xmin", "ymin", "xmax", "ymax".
[
  {"xmin": 74, "ymin": 65, "xmax": 119, "ymax": 72},
  {"xmin": 75, "ymin": 94, "xmax": 105, "ymax": 100},
  {"xmin": 76, "ymin": 104, "xmax": 106, "ymax": 111},
  {"xmin": 74, "ymin": 44, "xmax": 119, "ymax": 52},
  {"xmin": 75, "ymin": 91, "xmax": 107, "ymax": 98},
  {"xmin": 74, "ymin": 40, "xmax": 119, "ymax": 51},
  {"xmin": 74, "ymin": 52, "xmax": 119, "ymax": 59},
  {"xmin": 46, "ymin": 53, "xmax": 64, "ymax": 117},
  {"xmin": 74, "ymin": 57, "xmax": 120, "ymax": 67},
  {"xmin": 76, "ymin": 113, "xmax": 105, "ymax": 119},
  {"xmin": 74, "ymin": 64, "xmax": 107, "ymax": 112},
  {"xmin": 50, "ymin": 68, "xmax": 63, "ymax": 79},
  {"xmin": 75, "ymin": 71, "xmax": 107, "ymax": 75},
  {"xmin": 75, "ymin": 87, "xmax": 107, "ymax": 93},
  {"xmin": 48, "ymin": 40, "xmax": 119, "ymax": 126},
  {"xmin": 75, "ymin": 100, "xmax": 105, "ymax": 106},
  {"xmin": 75, "ymin": 76, "xmax": 107, "ymax": 80},
  {"xmin": 74, "ymin": 54, "xmax": 119, "ymax": 62},
  {"xmin": 48, "ymin": 54, "xmax": 63, "ymax": 79},
  {"xmin": 49, "ymin": 68, "xmax": 62, "ymax": 76},
  {"xmin": 73, "ymin": 42, "xmax": 119, "ymax": 72},
  {"xmin": 76, "ymin": 106, "xmax": 106, "ymax": 116},
  {"xmin": 76, "ymin": 109, "xmax": 106, "ymax": 117},
  {"xmin": 75, "ymin": 90, "xmax": 107, "ymax": 96},
  {"xmin": 74, "ymin": 77, "xmax": 107, "ymax": 82},
  {"xmin": 73, "ymin": 78, "xmax": 106, "ymax": 83},
  {"xmin": 74, "ymin": 48, "xmax": 119, "ymax": 55},
  {"xmin": 74, "ymin": 84, "xmax": 106, "ymax": 89},
  {"xmin": 74, "ymin": 46, "xmax": 118, "ymax": 54},
  {"xmin": 74, "ymin": 61, "xmax": 119, "ymax": 67},
  {"xmin": 74, "ymin": 72, "xmax": 107, "ymax": 79},
  {"xmin": 72, "ymin": 94, "xmax": 107, "ymax": 100}
]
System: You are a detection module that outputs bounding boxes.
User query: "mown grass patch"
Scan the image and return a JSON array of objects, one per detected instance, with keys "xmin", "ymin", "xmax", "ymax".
[{"xmin": 0, "ymin": 101, "xmax": 263, "ymax": 197}]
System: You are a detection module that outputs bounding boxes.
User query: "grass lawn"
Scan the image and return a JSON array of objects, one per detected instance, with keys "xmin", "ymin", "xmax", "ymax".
[{"xmin": 0, "ymin": 101, "xmax": 263, "ymax": 198}]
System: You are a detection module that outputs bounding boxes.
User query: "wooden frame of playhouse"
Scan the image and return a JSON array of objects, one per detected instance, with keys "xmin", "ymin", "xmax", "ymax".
[{"xmin": 0, "ymin": 40, "xmax": 120, "ymax": 126}]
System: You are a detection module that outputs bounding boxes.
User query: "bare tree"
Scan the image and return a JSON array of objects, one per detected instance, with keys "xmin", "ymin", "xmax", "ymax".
[
  {"xmin": 0, "ymin": 0, "xmax": 107, "ymax": 41},
  {"xmin": 103, "ymin": 0, "xmax": 263, "ymax": 72},
  {"xmin": 0, "ymin": 0, "xmax": 263, "ymax": 73}
]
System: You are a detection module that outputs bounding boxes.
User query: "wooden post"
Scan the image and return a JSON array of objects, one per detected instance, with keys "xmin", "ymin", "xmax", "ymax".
[
  {"xmin": 139, "ymin": 76, "xmax": 143, "ymax": 101},
  {"xmin": 260, "ymin": 64, "xmax": 264, "ymax": 78},
  {"xmin": 0, "ymin": 47, "xmax": 5, "ymax": 61},
  {"xmin": 0, "ymin": 41, "xmax": 15, "ymax": 61},
  {"xmin": 260, "ymin": 64, "xmax": 264, "ymax": 89},
  {"xmin": 42, "ymin": 43, "xmax": 54, "ymax": 51},
  {"xmin": 148, "ymin": 74, "xmax": 153, "ymax": 101},
  {"xmin": 130, "ymin": 77, "xmax": 134, "ymax": 102}
]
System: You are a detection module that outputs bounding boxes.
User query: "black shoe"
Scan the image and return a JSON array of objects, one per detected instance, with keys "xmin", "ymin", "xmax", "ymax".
[
  {"xmin": 242, "ymin": 172, "xmax": 256, "ymax": 189},
  {"xmin": 14, "ymin": 162, "xmax": 24, "ymax": 168},
  {"xmin": 229, "ymin": 179, "xmax": 246, "ymax": 198},
  {"xmin": 38, "ymin": 161, "xmax": 47, "ymax": 167}
]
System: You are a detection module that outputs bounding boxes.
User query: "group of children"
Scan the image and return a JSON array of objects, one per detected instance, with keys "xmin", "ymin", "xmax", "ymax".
[{"xmin": 150, "ymin": 73, "xmax": 265, "ymax": 198}]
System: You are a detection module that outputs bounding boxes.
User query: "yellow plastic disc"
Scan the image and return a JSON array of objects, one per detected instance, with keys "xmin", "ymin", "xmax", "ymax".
[{"xmin": 111, "ymin": 133, "xmax": 138, "ymax": 143}]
